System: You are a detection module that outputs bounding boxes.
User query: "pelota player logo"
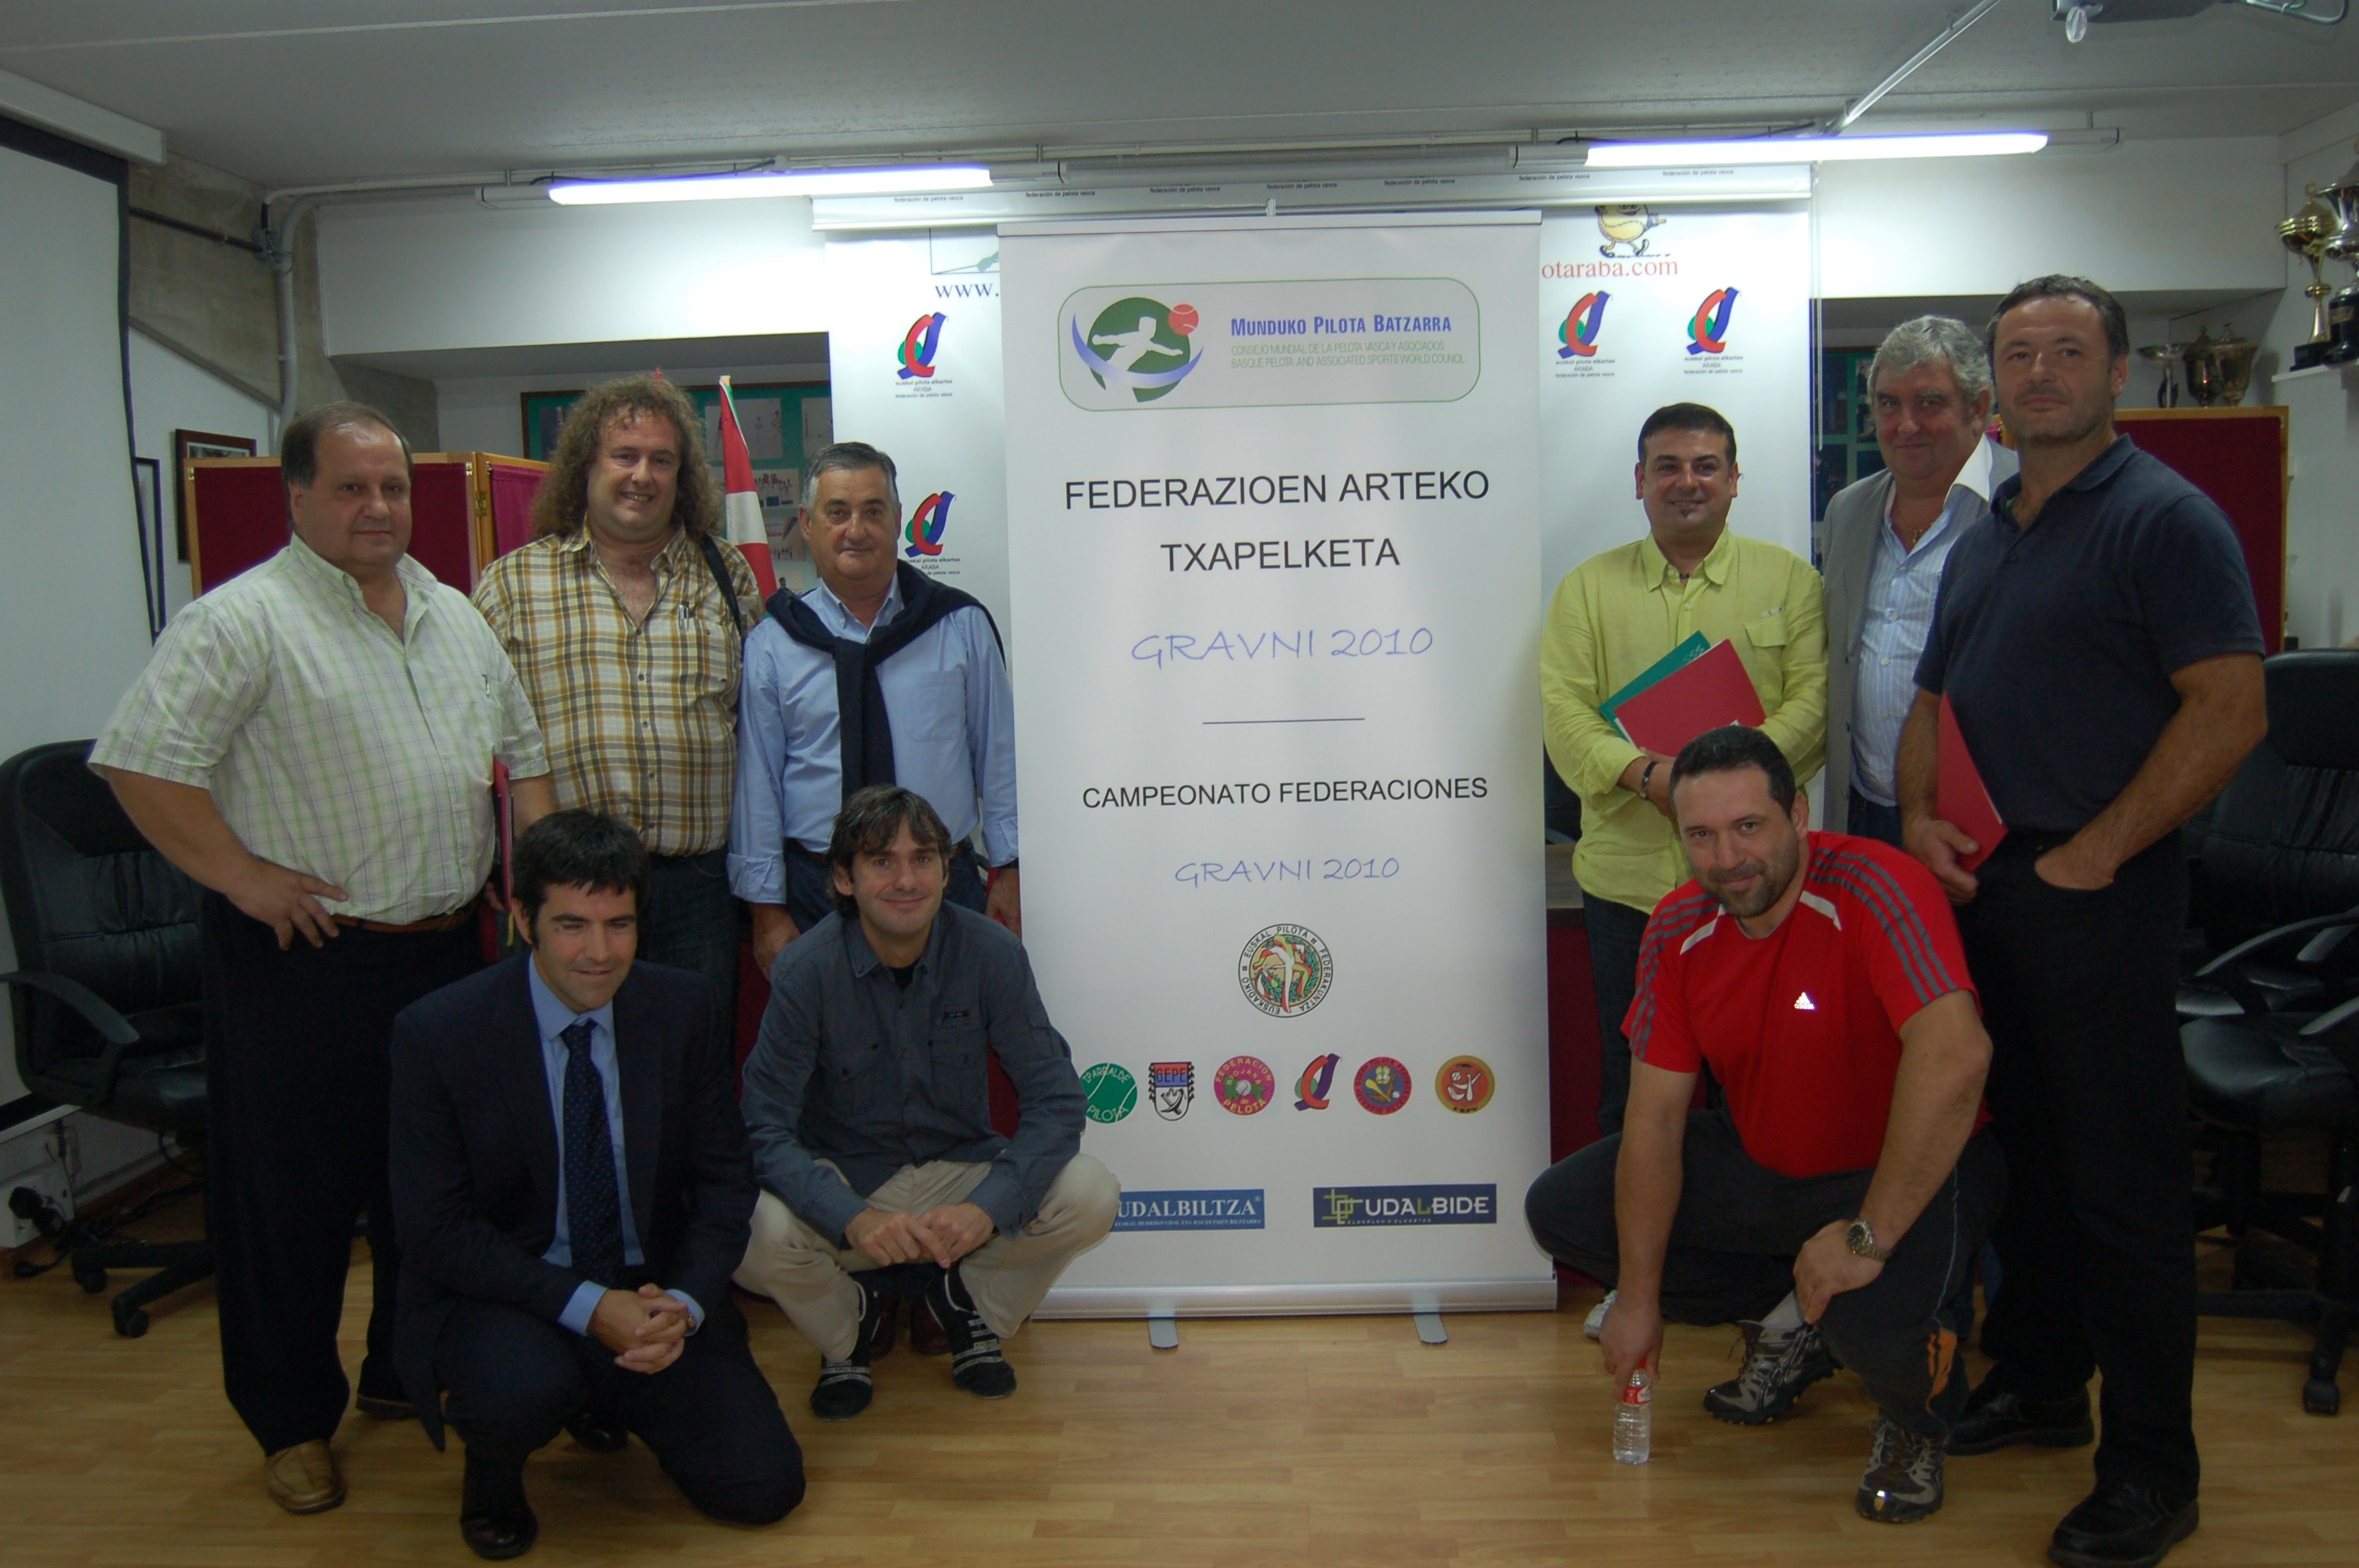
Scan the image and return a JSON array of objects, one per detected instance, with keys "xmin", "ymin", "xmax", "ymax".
[
  {"xmin": 1068, "ymin": 296, "xmax": 1203, "ymax": 403},
  {"xmin": 1238, "ymin": 924, "xmax": 1333, "ymax": 1018}
]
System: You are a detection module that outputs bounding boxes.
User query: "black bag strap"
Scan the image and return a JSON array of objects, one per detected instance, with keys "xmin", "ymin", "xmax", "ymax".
[{"xmin": 696, "ymin": 532, "xmax": 747, "ymax": 637}]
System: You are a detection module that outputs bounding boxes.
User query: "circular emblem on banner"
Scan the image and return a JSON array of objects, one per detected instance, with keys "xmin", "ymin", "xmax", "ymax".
[
  {"xmin": 1214, "ymin": 1055, "xmax": 1276, "ymax": 1116},
  {"xmin": 1238, "ymin": 924, "xmax": 1333, "ymax": 1018},
  {"xmin": 1435, "ymin": 1055, "xmax": 1496, "ymax": 1114},
  {"xmin": 1355, "ymin": 1056, "xmax": 1412, "ymax": 1116},
  {"xmin": 1081, "ymin": 1062, "xmax": 1138, "ymax": 1124}
]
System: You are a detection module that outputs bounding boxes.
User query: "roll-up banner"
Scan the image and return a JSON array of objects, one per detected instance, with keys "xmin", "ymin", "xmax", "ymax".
[
  {"xmin": 1000, "ymin": 212, "xmax": 1555, "ymax": 1316},
  {"xmin": 823, "ymin": 230, "xmax": 1012, "ymax": 637},
  {"xmin": 1536, "ymin": 204, "xmax": 1815, "ymax": 588}
]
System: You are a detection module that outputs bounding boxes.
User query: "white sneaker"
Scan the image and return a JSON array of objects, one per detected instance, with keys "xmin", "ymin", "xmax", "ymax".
[{"xmin": 1583, "ymin": 1289, "xmax": 1617, "ymax": 1341}]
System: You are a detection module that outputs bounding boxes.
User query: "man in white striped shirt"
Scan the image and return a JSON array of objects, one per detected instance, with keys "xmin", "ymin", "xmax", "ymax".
[
  {"xmin": 93, "ymin": 403, "xmax": 556, "ymax": 1517},
  {"xmin": 1822, "ymin": 318, "xmax": 2015, "ymax": 846}
]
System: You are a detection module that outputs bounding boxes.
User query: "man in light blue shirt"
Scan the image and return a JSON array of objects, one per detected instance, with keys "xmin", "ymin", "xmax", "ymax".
[
  {"xmin": 732, "ymin": 442, "xmax": 1019, "ymax": 974},
  {"xmin": 1822, "ymin": 317, "xmax": 2014, "ymax": 846}
]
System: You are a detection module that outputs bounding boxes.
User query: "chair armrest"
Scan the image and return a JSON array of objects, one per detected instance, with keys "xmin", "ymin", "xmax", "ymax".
[
  {"xmin": 2197, "ymin": 909, "xmax": 2359, "ymax": 982},
  {"xmin": 2303, "ymin": 993, "xmax": 2359, "ymax": 1086},
  {"xmin": 0, "ymin": 968, "xmax": 142, "ymax": 1105}
]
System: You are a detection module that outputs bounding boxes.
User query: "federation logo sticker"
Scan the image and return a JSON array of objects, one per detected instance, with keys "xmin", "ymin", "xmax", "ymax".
[
  {"xmin": 1238, "ymin": 924, "xmax": 1333, "ymax": 1018},
  {"xmin": 1149, "ymin": 1061, "xmax": 1195, "ymax": 1121},
  {"xmin": 1294, "ymin": 1052, "xmax": 1340, "ymax": 1110},
  {"xmin": 1435, "ymin": 1055, "xmax": 1495, "ymax": 1114},
  {"xmin": 896, "ymin": 310, "xmax": 945, "ymax": 379},
  {"xmin": 1081, "ymin": 1062, "xmax": 1137, "ymax": 1124},
  {"xmin": 1214, "ymin": 1055, "xmax": 1275, "ymax": 1116},
  {"xmin": 1355, "ymin": 1056, "xmax": 1411, "ymax": 1116},
  {"xmin": 1688, "ymin": 286, "xmax": 1739, "ymax": 356},
  {"xmin": 903, "ymin": 489, "xmax": 952, "ymax": 557}
]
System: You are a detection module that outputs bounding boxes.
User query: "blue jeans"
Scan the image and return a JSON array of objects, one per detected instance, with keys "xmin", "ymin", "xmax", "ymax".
[
  {"xmin": 1847, "ymin": 786, "xmax": 1906, "ymax": 849},
  {"xmin": 643, "ymin": 849, "xmax": 743, "ymax": 1036}
]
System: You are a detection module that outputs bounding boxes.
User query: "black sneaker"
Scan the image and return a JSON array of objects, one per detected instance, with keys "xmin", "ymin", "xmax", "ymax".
[
  {"xmin": 1949, "ymin": 1380, "xmax": 2095, "ymax": 1457},
  {"xmin": 809, "ymin": 1276, "xmax": 885, "ymax": 1421},
  {"xmin": 1856, "ymin": 1417, "xmax": 1946, "ymax": 1523},
  {"xmin": 925, "ymin": 1261, "xmax": 1016, "ymax": 1399},
  {"xmin": 2048, "ymin": 1481, "xmax": 2199, "ymax": 1568},
  {"xmin": 1703, "ymin": 1319, "xmax": 1837, "ymax": 1425}
]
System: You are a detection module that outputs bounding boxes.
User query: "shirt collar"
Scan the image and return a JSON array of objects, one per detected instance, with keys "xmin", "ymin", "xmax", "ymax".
[
  {"xmin": 285, "ymin": 535, "xmax": 436, "ymax": 627},
  {"xmin": 1990, "ymin": 434, "xmax": 2135, "ymax": 523},
  {"xmin": 1637, "ymin": 524, "xmax": 1735, "ymax": 589},
  {"xmin": 841, "ymin": 908, "xmax": 944, "ymax": 979},
  {"xmin": 557, "ymin": 525, "xmax": 692, "ymax": 571},
  {"xmin": 808, "ymin": 573, "xmax": 905, "ymax": 637},
  {"xmin": 525, "ymin": 954, "xmax": 616, "ymax": 1047}
]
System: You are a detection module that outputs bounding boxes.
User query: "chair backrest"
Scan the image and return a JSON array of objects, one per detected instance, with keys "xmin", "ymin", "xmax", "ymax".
[
  {"xmin": 0, "ymin": 741, "xmax": 201, "ymax": 1091},
  {"xmin": 2198, "ymin": 650, "xmax": 2359, "ymax": 946}
]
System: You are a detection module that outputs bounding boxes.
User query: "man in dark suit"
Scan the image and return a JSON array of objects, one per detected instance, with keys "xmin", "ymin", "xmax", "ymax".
[{"xmin": 390, "ymin": 810, "xmax": 802, "ymax": 1559}]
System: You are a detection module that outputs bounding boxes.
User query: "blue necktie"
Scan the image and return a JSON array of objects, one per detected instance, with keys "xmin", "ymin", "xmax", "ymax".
[{"xmin": 560, "ymin": 1018, "xmax": 624, "ymax": 1288}]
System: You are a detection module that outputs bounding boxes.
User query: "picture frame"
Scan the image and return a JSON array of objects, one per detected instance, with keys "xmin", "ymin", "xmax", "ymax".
[
  {"xmin": 131, "ymin": 455, "xmax": 165, "ymax": 638},
  {"xmin": 173, "ymin": 429, "xmax": 258, "ymax": 561}
]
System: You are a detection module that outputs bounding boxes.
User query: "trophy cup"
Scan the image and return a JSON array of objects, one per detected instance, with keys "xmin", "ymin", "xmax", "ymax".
[
  {"xmin": 2186, "ymin": 325, "xmax": 2259, "ymax": 408},
  {"xmin": 2282, "ymin": 203, "xmax": 2335, "ymax": 370},
  {"xmin": 2137, "ymin": 343, "xmax": 2186, "ymax": 407},
  {"xmin": 2306, "ymin": 140, "xmax": 2359, "ymax": 365}
]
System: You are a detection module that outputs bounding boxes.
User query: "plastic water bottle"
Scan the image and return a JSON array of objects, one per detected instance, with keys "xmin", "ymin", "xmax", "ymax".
[{"xmin": 1613, "ymin": 1367, "xmax": 1654, "ymax": 1465}]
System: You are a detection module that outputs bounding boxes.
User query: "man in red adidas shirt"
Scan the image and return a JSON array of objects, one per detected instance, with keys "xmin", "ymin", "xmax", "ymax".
[{"xmin": 1526, "ymin": 726, "xmax": 2002, "ymax": 1525}]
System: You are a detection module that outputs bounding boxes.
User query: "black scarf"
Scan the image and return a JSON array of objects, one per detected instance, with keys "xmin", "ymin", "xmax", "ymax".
[{"xmin": 766, "ymin": 562, "xmax": 1001, "ymax": 804}]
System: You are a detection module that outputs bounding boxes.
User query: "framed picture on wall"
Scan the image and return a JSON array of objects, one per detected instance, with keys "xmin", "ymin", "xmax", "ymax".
[
  {"xmin": 173, "ymin": 429, "xmax": 258, "ymax": 561},
  {"xmin": 131, "ymin": 456, "xmax": 165, "ymax": 638}
]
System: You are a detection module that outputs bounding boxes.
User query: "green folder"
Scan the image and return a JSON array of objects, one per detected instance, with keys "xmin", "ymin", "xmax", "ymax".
[{"xmin": 1599, "ymin": 632, "xmax": 1710, "ymax": 743}]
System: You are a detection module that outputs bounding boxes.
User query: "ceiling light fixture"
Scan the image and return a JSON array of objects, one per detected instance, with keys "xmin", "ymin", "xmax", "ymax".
[
  {"xmin": 547, "ymin": 165, "xmax": 992, "ymax": 205},
  {"xmin": 1583, "ymin": 131, "xmax": 2048, "ymax": 168}
]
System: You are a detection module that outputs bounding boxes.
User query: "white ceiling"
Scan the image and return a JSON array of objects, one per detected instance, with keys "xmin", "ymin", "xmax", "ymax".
[{"xmin": 2, "ymin": 1, "xmax": 2356, "ymax": 191}]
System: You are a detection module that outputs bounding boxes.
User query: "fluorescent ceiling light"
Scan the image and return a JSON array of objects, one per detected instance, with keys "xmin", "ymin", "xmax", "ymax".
[
  {"xmin": 548, "ymin": 165, "xmax": 991, "ymax": 205},
  {"xmin": 1584, "ymin": 132, "xmax": 2047, "ymax": 168}
]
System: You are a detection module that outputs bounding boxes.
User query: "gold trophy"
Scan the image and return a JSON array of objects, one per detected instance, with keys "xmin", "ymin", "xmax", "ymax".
[
  {"xmin": 2307, "ymin": 140, "xmax": 2359, "ymax": 365},
  {"xmin": 2283, "ymin": 202, "xmax": 2336, "ymax": 369}
]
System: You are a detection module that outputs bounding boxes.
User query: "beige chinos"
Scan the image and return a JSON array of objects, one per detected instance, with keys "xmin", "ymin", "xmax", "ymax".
[{"xmin": 736, "ymin": 1154, "xmax": 1119, "ymax": 1361}]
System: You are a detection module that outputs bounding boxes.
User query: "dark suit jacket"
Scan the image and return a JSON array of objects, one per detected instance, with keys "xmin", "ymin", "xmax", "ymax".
[{"xmin": 388, "ymin": 953, "xmax": 757, "ymax": 1447}]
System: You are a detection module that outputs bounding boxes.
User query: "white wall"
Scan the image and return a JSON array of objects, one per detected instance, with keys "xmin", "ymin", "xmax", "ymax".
[
  {"xmin": 1818, "ymin": 137, "xmax": 2284, "ymax": 302},
  {"xmin": 127, "ymin": 330, "xmax": 275, "ymax": 619},
  {"xmin": 319, "ymin": 194, "xmax": 829, "ymax": 358}
]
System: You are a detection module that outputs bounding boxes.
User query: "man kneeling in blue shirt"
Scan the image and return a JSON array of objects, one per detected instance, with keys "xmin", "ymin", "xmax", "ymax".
[{"xmin": 735, "ymin": 785, "xmax": 1118, "ymax": 1420}]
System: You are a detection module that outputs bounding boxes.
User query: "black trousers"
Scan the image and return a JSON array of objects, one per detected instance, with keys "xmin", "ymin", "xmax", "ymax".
[
  {"xmin": 1579, "ymin": 892, "xmax": 1652, "ymax": 1139},
  {"xmin": 780, "ymin": 841, "xmax": 989, "ymax": 934},
  {"xmin": 436, "ymin": 1298, "xmax": 803, "ymax": 1526},
  {"xmin": 201, "ymin": 893, "xmax": 483, "ymax": 1454},
  {"xmin": 641, "ymin": 849, "xmax": 742, "ymax": 1038},
  {"xmin": 1525, "ymin": 1110, "xmax": 2006, "ymax": 1439},
  {"xmin": 1962, "ymin": 834, "xmax": 2201, "ymax": 1497}
]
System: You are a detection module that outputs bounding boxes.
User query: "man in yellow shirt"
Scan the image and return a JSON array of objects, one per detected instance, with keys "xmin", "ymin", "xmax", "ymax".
[{"xmin": 1542, "ymin": 402, "xmax": 1827, "ymax": 1142}]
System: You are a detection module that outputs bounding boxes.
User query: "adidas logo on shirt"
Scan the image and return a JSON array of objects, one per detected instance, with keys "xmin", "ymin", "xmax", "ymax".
[{"xmin": 1794, "ymin": 993, "xmax": 1817, "ymax": 1011}]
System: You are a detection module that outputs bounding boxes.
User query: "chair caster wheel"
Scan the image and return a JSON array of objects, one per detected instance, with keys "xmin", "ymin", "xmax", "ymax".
[
  {"xmin": 113, "ymin": 1306, "xmax": 149, "ymax": 1338},
  {"xmin": 75, "ymin": 1265, "xmax": 107, "ymax": 1295},
  {"xmin": 2303, "ymin": 1377, "xmax": 2340, "ymax": 1416}
]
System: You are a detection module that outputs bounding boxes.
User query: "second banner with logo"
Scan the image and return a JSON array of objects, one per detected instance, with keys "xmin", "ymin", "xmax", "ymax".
[{"xmin": 1001, "ymin": 212, "xmax": 1554, "ymax": 1316}]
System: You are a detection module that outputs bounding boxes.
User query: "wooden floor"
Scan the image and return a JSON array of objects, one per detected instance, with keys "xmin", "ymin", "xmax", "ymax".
[{"xmin": 4, "ymin": 1189, "xmax": 2356, "ymax": 1567}]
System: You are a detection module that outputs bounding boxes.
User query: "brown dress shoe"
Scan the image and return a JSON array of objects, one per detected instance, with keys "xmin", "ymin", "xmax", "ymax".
[{"xmin": 264, "ymin": 1440, "xmax": 346, "ymax": 1514}]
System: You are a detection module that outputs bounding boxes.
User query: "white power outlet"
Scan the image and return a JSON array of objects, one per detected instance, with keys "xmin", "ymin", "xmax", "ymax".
[{"xmin": 0, "ymin": 1158, "xmax": 77, "ymax": 1251}]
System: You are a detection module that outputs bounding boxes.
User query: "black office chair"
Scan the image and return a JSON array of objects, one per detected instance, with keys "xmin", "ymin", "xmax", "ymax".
[
  {"xmin": 0, "ymin": 740, "xmax": 210, "ymax": 1337},
  {"xmin": 2180, "ymin": 651, "xmax": 2359, "ymax": 1414}
]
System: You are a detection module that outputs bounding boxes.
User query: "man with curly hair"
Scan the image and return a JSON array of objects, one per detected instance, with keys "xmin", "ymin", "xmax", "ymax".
[{"xmin": 475, "ymin": 376, "xmax": 765, "ymax": 1032}]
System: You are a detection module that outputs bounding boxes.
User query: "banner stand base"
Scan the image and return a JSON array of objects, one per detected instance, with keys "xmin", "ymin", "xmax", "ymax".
[
  {"xmin": 1414, "ymin": 1311, "xmax": 1449, "ymax": 1345},
  {"xmin": 1035, "ymin": 1276, "xmax": 1558, "ymax": 1321},
  {"xmin": 1147, "ymin": 1316, "xmax": 1180, "ymax": 1350}
]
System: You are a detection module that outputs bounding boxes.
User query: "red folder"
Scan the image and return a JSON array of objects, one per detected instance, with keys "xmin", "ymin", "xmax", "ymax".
[
  {"xmin": 1611, "ymin": 637, "xmax": 1767, "ymax": 757},
  {"xmin": 1937, "ymin": 695, "xmax": 2006, "ymax": 871}
]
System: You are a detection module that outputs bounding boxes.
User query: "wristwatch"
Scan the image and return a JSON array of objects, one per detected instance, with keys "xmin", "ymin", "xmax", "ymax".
[{"xmin": 1845, "ymin": 1218, "xmax": 1892, "ymax": 1262}]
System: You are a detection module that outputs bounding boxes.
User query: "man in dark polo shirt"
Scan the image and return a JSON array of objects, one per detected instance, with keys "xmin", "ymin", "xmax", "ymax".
[{"xmin": 1899, "ymin": 275, "xmax": 2266, "ymax": 1568}]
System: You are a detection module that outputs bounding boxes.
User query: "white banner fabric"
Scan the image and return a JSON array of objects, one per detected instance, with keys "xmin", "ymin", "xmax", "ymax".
[
  {"xmin": 1536, "ymin": 205, "xmax": 1814, "ymax": 595},
  {"xmin": 823, "ymin": 232, "xmax": 1012, "ymax": 637},
  {"xmin": 1001, "ymin": 212, "xmax": 1555, "ymax": 1316}
]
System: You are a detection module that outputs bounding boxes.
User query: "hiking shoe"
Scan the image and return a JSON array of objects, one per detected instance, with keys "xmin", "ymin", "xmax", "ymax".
[
  {"xmin": 809, "ymin": 1276, "xmax": 885, "ymax": 1421},
  {"xmin": 1703, "ymin": 1319, "xmax": 1837, "ymax": 1425},
  {"xmin": 925, "ymin": 1261, "xmax": 1016, "ymax": 1399},
  {"xmin": 1583, "ymin": 1290, "xmax": 1616, "ymax": 1341},
  {"xmin": 1856, "ymin": 1417, "xmax": 1946, "ymax": 1523}
]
